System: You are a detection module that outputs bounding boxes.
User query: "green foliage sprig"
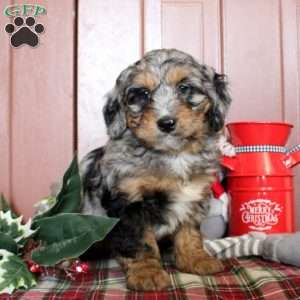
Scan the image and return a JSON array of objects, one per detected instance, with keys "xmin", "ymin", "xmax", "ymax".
[{"xmin": 0, "ymin": 157, "xmax": 119, "ymax": 294}]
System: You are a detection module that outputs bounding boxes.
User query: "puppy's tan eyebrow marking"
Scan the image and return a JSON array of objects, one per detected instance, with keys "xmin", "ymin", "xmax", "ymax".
[
  {"xmin": 132, "ymin": 71, "xmax": 159, "ymax": 90},
  {"xmin": 165, "ymin": 66, "xmax": 191, "ymax": 86}
]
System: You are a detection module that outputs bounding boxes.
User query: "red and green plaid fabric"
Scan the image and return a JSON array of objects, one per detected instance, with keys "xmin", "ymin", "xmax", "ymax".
[{"xmin": 1, "ymin": 258, "xmax": 300, "ymax": 300}]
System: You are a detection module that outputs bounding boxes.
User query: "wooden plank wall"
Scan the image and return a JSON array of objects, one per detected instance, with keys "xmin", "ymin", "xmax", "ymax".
[
  {"xmin": 1, "ymin": 0, "xmax": 299, "ymax": 228},
  {"xmin": 0, "ymin": 1, "xmax": 12, "ymax": 205},
  {"xmin": 78, "ymin": 0, "xmax": 144, "ymax": 157},
  {"xmin": 78, "ymin": 0, "xmax": 300, "ymax": 229},
  {"xmin": 0, "ymin": 0, "xmax": 75, "ymax": 219}
]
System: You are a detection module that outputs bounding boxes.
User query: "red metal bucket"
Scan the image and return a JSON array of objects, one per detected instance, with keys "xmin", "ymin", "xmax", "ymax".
[
  {"xmin": 227, "ymin": 121, "xmax": 293, "ymax": 146},
  {"xmin": 222, "ymin": 122, "xmax": 300, "ymax": 236}
]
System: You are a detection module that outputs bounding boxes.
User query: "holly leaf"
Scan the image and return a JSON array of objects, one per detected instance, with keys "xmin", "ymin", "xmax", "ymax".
[
  {"xmin": 34, "ymin": 196, "xmax": 57, "ymax": 216},
  {"xmin": 0, "ymin": 194, "xmax": 17, "ymax": 217},
  {"xmin": 31, "ymin": 213, "xmax": 118, "ymax": 266},
  {"xmin": 0, "ymin": 211, "xmax": 36, "ymax": 245},
  {"xmin": 0, "ymin": 233, "xmax": 18, "ymax": 254},
  {"xmin": 0, "ymin": 194, "xmax": 10, "ymax": 212},
  {"xmin": 0, "ymin": 250, "xmax": 36, "ymax": 294},
  {"xmin": 33, "ymin": 157, "xmax": 81, "ymax": 222}
]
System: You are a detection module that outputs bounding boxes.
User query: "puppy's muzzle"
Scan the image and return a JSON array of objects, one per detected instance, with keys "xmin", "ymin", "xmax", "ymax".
[{"xmin": 157, "ymin": 116, "xmax": 177, "ymax": 133}]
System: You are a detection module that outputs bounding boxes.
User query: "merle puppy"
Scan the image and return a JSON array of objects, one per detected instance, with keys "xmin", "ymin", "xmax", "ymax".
[{"xmin": 80, "ymin": 49, "xmax": 232, "ymax": 291}]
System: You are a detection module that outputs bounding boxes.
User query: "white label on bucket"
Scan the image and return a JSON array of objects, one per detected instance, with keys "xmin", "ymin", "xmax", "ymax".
[{"xmin": 240, "ymin": 199, "xmax": 282, "ymax": 231}]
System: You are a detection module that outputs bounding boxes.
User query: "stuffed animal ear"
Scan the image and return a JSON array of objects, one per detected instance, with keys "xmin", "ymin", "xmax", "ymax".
[{"xmin": 103, "ymin": 88, "xmax": 127, "ymax": 139}]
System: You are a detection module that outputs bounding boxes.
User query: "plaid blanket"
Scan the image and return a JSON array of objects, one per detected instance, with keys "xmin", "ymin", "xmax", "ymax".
[{"xmin": 1, "ymin": 258, "xmax": 300, "ymax": 300}]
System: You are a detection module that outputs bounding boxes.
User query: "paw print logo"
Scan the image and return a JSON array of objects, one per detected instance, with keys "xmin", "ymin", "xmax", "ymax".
[{"xmin": 5, "ymin": 16, "xmax": 44, "ymax": 48}]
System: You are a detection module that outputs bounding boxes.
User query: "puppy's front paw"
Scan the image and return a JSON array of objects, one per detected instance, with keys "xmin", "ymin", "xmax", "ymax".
[
  {"xmin": 177, "ymin": 256, "xmax": 224, "ymax": 275},
  {"xmin": 127, "ymin": 261, "xmax": 171, "ymax": 291},
  {"xmin": 192, "ymin": 257, "xmax": 224, "ymax": 275}
]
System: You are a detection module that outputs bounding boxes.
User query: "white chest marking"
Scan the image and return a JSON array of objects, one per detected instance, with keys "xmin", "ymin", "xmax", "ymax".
[
  {"xmin": 172, "ymin": 180, "xmax": 207, "ymax": 203},
  {"xmin": 166, "ymin": 153, "xmax": 200, "ymax": 179}
]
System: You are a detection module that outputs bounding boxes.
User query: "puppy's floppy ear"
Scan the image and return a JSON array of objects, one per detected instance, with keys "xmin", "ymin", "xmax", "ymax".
[
  {"xmin": 103, "ymin": 64, "xmax": 138, "ymax": 139},
  {"xmin": 206, "ymin": 105, "xmax": 225, "ymax": 132},
  {"xmin": 203, "ymin": 67, "xmax": 232, "ymax": 132},
  {"xmin": 103, "ymin": 87, "xmax": 127, "ymax": 139},
  {"xmin": 213, "ymin": 73, "xmax": 231, "ymax": 107}
]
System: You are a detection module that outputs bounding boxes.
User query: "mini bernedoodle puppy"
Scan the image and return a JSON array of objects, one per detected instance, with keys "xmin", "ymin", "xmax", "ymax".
[{"xmin": 80, "ymin": 49, "xmax": 232, "ymax": 291}]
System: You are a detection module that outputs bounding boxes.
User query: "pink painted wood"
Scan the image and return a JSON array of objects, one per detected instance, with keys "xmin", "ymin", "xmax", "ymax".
[
  {"xmin": 161, "ymin": 0, "xmax": 221, "ymax": 70},
  {"xmin": 223, "ymin": 0, "xmax": 300, "ymax": 229},
  {"xmin": 0, "ymin": 0, "xmax": 75, "ymax": 219},
  {"xmin": 288, "ymin": 0, "xmax": 300, "ymax": 229},
  {"xmin": 1, "ymin": 0, "xmax": 299, "ymax": 227},
  {"xmin": 78, "ymin": 0, "xmax": 143, "ymax": 158},
  {"xmin": 223, "ymin": 0, "xmax": 283, "ymax": 121},
  {"xmin": 77, "ymin": 0, "xmax": 300, "ymax": 229},
  {"xmin": 144, "ymin": 0, "xmax": 221, "ymax": 70},
  {"xmin": 78, "ymin": 0, "xmax": 220, "ymax": 159},
  {"xmin": 0, "ymin": 0, "xmax": 12, "ymax": 202}
]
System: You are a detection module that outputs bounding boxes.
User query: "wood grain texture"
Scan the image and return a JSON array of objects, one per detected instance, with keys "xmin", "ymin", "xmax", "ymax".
[
  {"xmin": 0, "ymin": 0, "xmax": 12, "ymax": 202},
  {"xmin": 223, "ymin": 0, "xmax": 300, "ymax": 228},
  {"xmin": 78, "ymin": 0, "xmax": 143, "ymax": 158},
  {"xmin": 162, "ymin": 1, "xmax": 205, "ymax": 61},
  {"xmin": 144, "ymin": 0, "xmax": 162, "ymax": 51},
  {"xmin": 8, "ymin": 0, "xmax": 75, "ymax": 218},
  {"xmin": 146, "ymin": 0, "xmax": 221, "ymax": 70},
  {"xmin": 76, "ymin": 0, "xmax": 300, "ymax": 229},
  {"xmin": 78, "ymin": 0, "xmax": 220, "ymax": 159},
  {"xmin": 223, "ymin": 0, "xmax": 283, "ymax": 121},
  {"xmin": 288, "ymin": 0, "xmax": 300, "ymax": 229}
]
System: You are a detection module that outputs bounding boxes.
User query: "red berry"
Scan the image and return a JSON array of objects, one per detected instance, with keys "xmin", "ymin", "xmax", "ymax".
[
  {"xmin": 30, "ymin": 264, "xmax": 41, "ymax": 273},
  {"xmin": 81, "ymin": 263, "xmax": 89, "ymax": 272},
  {"xmin": 75, "ymin": 265, "xmax": 83, "ymax": 273},
  {"xmin": 26, "ymin": 260, "xmax": 34, "ymax": 268},
  {"xmin": 70, "ymin": 260, "xmax": 89, "ymax": 273}
]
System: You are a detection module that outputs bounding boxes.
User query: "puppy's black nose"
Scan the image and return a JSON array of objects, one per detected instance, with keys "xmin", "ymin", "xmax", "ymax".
[{"xmin": 157, "ymin": 116, "xmax": 177, "ymax": 133}]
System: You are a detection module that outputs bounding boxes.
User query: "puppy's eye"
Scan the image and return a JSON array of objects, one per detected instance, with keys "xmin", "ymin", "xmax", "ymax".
[
  {"xmin": 177, "ymin": 83, "xmax": 192, "ymax": 95},
  {"xmin": 127, "ymin": 88, "xmax": 151, "ymax": 105}
]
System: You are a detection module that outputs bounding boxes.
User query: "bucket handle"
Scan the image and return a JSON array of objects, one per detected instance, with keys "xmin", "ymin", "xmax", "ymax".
[
  {"xmin": 283, "ymin": 145, "xmax": 300, "ymax": 168},
  {"xmin": 221, "ymin": 156, "xmax": 238, "ymax": 171}
]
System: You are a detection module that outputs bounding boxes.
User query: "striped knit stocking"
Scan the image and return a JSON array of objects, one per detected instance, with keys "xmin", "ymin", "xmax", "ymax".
[{"xmin": 203, "ymin": 232, "xmax": 266, "ymax": 259}]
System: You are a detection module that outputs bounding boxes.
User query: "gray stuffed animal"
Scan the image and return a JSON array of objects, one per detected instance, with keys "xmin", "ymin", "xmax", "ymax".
[{"xmin": 202, "ymin": 229, "xmax": 300, "ymax": 268}]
